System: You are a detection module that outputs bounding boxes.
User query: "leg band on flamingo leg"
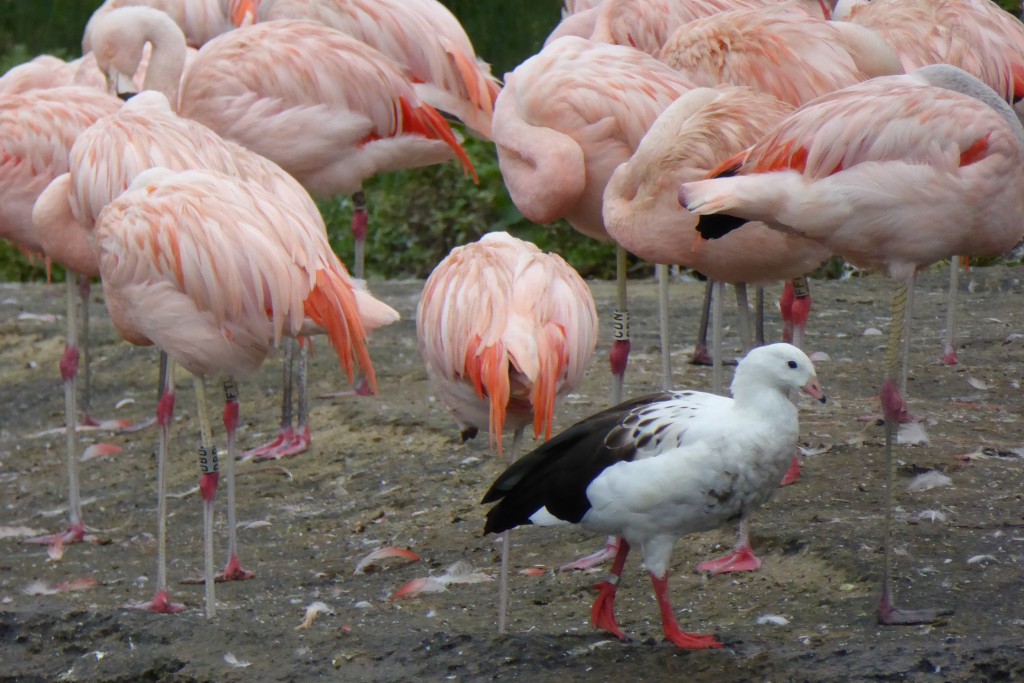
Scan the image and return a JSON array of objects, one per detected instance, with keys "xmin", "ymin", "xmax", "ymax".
[{"xmin": 610, "ymin": 309, "xmax": 631, "ymax": 378}]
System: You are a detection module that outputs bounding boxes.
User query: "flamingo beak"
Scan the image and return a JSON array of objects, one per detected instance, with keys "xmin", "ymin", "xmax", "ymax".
[
  {"xmin": 801, "ymin": 378, "xmax": 827, "ymax": 404},
  {"xmin": 106, "ymin": 68, "xmax": 137, "ymax": 101}
]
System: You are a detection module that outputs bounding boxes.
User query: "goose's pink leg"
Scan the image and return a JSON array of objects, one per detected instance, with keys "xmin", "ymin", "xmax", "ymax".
[
  {"xmin": 650, "ymin": 571, "xmax": 723, "ymax": 649},
  {"xmin": 780, "ymin": 455, "xmax": 801, "ymax": 487},
  {"xmin": 591, "ymin": 538, "xmax": 630, "ymax": 641}
]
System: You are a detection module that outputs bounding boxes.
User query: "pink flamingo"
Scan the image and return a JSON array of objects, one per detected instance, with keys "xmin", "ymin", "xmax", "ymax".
[
  {"xmin": 680, "ymin": 64, "xmax": 1024, "ymax": 624},
  {"xmin": 0, "ymin": 86, "xmax": 123, "ymax": 548},
  {"xmin": 93, "ymin": 165, "xmax": 389, "ymax": 617},
  {"xmin": 39, "ymin": 90, "xmax": 398, "ymax": 615},
  {"xmin": 417, "ymin": 230, "xmax": 598, "ymax": 633},
  {"xmin": 835, "ymin": 0, "xmax": 1024, "ymax": 366}
]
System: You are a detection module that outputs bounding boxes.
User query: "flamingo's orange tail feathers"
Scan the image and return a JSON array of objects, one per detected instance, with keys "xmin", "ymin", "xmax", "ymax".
[
  {"xmin": 463, "ymin": 336, "xmax": 510, "ymax": 455},
  {"xmin": 530, "ymin": 323, "xmax": 568, "ymax": 442},
  {"xmin": 303, "ymin": 269, "xmax": 378, "ymax": 394},
  {"xmin": 397, "ymin": 96, "xmax": 478, "ymax": 183}
]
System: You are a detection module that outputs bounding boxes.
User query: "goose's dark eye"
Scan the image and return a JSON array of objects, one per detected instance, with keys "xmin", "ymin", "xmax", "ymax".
[{"xmin": 787, "ymin": 360, "xmax": 798, "ymax": 369}]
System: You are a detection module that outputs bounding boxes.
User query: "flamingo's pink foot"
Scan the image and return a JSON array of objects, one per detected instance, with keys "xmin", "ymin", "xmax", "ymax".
[
  {"xmin": 591, "ymin": 581, "xmax": 626, "ymax": 641},
  {"xmin": 216, "ymin": 554, "xmax": 255, "ymax": 582},
  {"xmin": 689, "ymin": 344, "xmax": 714, "ymax": 366},
  {"xmin": 241, "ymin": 426, "xmax": 294, "ymax": 461},
  {"xmin": 878, "ymin": 380, "xmax": 916, "ymax": 425},
  {"xmin": 558, "ymin": 539, "xmax": 618, "ymax": 572},
  {"xmin": 144, "ymin": 589, "xmax": 186, "ymax": 614},
  {"xmin": 779, "ymin": 455, "xmax": 801, "ymax": 487},
  {"xmin": 353, "ymin": 375, "xmax": 373, "ymax": 397},
  {"xmin": 663, "ymin": 625, "xmax": 724, "ymax": 649},
  {"xmin": 941, "ymin": 344, "xmax": 959, "ymax": 366},
  {"xmin": 876, "ymin": 589, "xmax": 953, "ymax": 625},
  {"xmin": 24, "ymin": 523, "xmax": 93, "ymax": 546},
  {"xmin": 249, "ymin": 425, "xmax": 311, "ymax": 462},
  {"xmin": 696, "ymin": 545, "xmax": 762, "ymax": 574}
]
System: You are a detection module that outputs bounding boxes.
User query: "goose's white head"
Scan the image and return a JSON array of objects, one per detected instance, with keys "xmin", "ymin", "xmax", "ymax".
[{"xmin": 731, "ymin": 343, "xmax": 826, "ymax": 404}]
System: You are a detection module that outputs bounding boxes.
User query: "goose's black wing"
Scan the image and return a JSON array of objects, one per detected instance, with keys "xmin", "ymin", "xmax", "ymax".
[{"xmin": 482, "ymin": 391, "xmax": 675, "ymax": 534}]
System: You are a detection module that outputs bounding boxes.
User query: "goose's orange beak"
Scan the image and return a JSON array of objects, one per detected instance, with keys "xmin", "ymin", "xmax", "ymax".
[{"xmin": 802, "ymin": 378, "xmax": 826, "ymax": 403}]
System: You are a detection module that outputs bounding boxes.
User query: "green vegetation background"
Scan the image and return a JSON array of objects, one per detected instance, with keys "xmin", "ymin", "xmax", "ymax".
[{"xmin": 0, "ymin": 0, "xmax": 1020, "ymax": 281}]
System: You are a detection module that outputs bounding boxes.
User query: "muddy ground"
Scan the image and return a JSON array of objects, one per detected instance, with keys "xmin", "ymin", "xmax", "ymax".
[{"xmin": 1, "ymin": 266, "xmax": 1023, "ymax": 682}]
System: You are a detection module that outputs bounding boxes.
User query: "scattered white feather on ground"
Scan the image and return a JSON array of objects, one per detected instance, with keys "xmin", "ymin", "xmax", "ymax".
[
  {"xmin": 390, "ymin": 561, "xmax": 493, "ymax": 599},
  {"xmin": 907, "ymin": 471, "xmax": 953, "ymax": 492},
  {"xmin": 223, "ymin": 653, "xmax": 251, "ymax": 668},
  {"xmin": 898, "ymin": 422, "xmax": 930, "ymax": 445},
  {"xmin": 913, "ymin": 509, "xmax": 947, "ymax": 523},
  {"xmin": 966, "ymin": 377, "xmax": 990, "ymax": 390},
  {"xmin": 295, "ymin": 601, "xmax": 335, "ymax": 631},
  {"xmin": 756, "ymin": 614, "xmax": 790, "ymax": 626},
  {"xmin": 353, "ymin": 547, "xmax": 421, "ymax": 575}
]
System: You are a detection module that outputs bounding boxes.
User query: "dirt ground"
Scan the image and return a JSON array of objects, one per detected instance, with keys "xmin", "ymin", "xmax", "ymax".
[{"xmin": 1, "ymin": 265, "xmax": 1023, "ymax": 682}]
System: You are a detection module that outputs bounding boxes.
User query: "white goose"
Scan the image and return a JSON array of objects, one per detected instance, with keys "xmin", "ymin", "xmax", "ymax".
[{"xmin": 482, "ymin": 343, "xmax": 826, "ymax": 648}]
